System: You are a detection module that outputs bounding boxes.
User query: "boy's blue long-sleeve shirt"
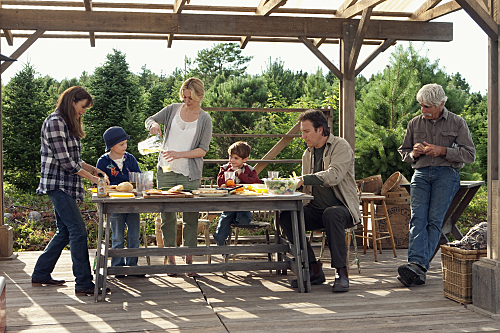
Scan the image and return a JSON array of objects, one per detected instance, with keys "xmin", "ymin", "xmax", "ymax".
[{"xmin": 96, "ymin": 152, "xmax": 141, "ymax": 185}]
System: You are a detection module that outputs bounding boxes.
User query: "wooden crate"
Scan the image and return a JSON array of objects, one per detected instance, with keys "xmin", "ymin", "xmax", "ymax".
[
  {"xmin": 375, "ymin": 204, "xmax": 410, "ymax": 249},
  {"xmin": 441, "ymin": 245, "xmax": 487, "ymax": 304}
]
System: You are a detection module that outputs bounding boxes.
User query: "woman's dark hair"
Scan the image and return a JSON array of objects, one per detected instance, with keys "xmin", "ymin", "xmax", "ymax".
[
  {"xmin": 297, "ymin": 110, "xmax": 330, "ymax": 137},
  {"xmin": 56, "ymin": 86, "xmax": 93, "ymax": 138}
]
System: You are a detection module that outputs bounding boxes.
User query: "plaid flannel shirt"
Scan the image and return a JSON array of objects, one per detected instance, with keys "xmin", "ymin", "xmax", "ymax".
[{"xmin": 36, "ymin": 111, "xmax": 85, "ymax": 201}]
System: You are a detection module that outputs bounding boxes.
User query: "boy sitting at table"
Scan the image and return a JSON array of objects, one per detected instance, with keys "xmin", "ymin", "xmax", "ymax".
[
  {"xmin": 213, "ymin": 141, "xmax": 260, "ymax": 248},
  {"xmin": 96, "ymin": 126, "xmax": 144, "ymax": 278}
]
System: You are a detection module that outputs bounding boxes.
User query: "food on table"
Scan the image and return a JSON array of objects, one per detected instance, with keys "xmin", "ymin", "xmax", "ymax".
[
  {"xmin": 116, "ymin": 182, "xmax": 134, "ymax": 192},
  {"xmin": 263, "ymin": 178, "xmax": 299, "ymax": 195},
  {"xmin": 109, "ymin": 192, "xmax": 134, "ymax": 198},
  {"xmin": 168, "ymin": 184, "xmax": 184, "ymax": 192},
  {"xmin": 226, "ymin": 179, "xmax": 235, "ymax": 187}
]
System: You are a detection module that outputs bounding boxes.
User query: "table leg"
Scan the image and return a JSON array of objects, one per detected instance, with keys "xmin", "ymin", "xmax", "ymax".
[
  {"xmin": 274, "ymin": 211, "xmax": 284, "ymax": 275},
  {"xmin": 100, "ymin": 213, "xmax": 111, "ymax": 302},
  {"xmin": 94, "ymin": 203, "xmax": 104, "ymax": 302},
  {"xmin": 291, "ymin": 210, "xmax": 305, "ymax": 293},
  {"xmin": 298, "ymin": 204, "xmax": 311, "ymax": 292}
]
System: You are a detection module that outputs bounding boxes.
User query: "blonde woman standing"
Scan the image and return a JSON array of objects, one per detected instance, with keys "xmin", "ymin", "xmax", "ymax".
[{"xmin": 145, "ymin": 77, "xmax": 212, "ymax": 276}]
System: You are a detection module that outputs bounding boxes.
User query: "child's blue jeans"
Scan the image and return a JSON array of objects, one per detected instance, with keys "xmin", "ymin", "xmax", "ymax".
[
  {"xmin": 110, "ymin": 213, "xmax": 141, "ymax": 267},
  {"xmin": 213, "ymin": 211, "xmax": 252, "ymax": 246}
]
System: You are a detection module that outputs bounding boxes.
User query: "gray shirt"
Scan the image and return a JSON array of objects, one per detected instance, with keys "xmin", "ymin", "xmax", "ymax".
[
  {"xmin": 398, "ymin": 107, "xmax": 476, "ymax": 169},
  {"xmin": 145, "ymin": 103, "xmax": 213, "ymax": 181}
]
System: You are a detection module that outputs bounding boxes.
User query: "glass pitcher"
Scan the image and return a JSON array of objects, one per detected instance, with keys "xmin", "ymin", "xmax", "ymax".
[{"xmin": 138, "ymin": 135, "xmax": 163, "ymax": 155}]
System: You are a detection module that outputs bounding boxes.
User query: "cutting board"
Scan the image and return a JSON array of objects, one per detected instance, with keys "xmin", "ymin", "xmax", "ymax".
[{"xmin": 143, "ymin": 191, "xmax": 194, "ymax": 198}]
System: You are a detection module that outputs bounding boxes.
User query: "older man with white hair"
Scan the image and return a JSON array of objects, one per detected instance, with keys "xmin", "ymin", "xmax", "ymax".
[{"xmin": 397, "ymin": 83, "xmax": 476, "ymax": 287}]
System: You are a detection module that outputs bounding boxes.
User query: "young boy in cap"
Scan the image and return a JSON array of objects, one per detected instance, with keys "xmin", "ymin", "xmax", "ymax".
[{"xmin": 96, "ymin": 126, "xmax": 143, "ymax": 277}]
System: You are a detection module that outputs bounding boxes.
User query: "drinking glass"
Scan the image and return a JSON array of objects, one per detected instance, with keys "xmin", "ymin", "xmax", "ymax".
[
  {"xmin": 159, "ymin": 150, "xmax": 171, "ymax": 173},
  {"xmin": 268, "ymin": 171, "xmax": 279, "ymax": 179},
  {"xmin": 224, "ymin": 171, "xmax": 235, "ymax": 182}
]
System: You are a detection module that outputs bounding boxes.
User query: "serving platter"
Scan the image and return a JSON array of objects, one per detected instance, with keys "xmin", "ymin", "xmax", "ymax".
[
  {"xmin": 197, "ymin": 192, "xmax": 229, "ymax": 197},
  {"xmin": 143, "ymin": 190, "xmax": 194, "ymax": 198}
]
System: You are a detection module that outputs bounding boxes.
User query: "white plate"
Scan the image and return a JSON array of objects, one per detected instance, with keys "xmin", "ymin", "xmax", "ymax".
[
  {"xmin": 198, "ymin": 192, "xmax": 229, "ymax": 197},
  {"xmin": 264, "ymin": 192, "xmax": 303, "ymax": 197}
]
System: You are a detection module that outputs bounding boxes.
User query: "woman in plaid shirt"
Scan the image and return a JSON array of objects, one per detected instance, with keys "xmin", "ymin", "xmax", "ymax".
[{"xmin": 32, "ymin": 86, "xmax": 110, "ymax": 296}]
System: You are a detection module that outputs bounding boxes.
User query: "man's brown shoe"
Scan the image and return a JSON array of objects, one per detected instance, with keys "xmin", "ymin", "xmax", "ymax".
[{"xmin": 32, "ymin": 278, "xmax": 66, "ymax": 287}]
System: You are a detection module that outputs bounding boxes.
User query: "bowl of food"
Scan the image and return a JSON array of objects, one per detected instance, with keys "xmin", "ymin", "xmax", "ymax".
[{"xmin": 263, "ymin": 178, "xmax": 300, "ymax": 195}]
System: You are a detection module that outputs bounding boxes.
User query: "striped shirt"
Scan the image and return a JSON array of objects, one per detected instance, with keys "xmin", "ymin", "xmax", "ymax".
[{"xmin": 36, "ymin": 110, "xmax": 85, "ymax": 201}]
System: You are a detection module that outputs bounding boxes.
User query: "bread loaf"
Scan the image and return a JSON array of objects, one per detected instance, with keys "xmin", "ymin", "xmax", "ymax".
[{"xmin": 116, "ymin": 182, "xmax": 134, "ymax": 192}]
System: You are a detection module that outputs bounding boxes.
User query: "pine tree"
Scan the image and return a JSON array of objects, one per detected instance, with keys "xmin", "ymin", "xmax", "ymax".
[
  {"xmin": 3, "ymin": 63, "xmax": 51, "ymax": 191},
  {"xmin": 83, "ymin": 49, "xmax": 145, "ymax": 165}
]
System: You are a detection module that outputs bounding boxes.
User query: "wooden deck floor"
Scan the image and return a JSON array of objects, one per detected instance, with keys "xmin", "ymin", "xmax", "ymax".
[{"xmin": 2, "ymin": 246, "xmax": 500, "ymax": 332}]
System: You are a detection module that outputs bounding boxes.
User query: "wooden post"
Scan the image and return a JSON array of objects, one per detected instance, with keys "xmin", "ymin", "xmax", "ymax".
[
  {"xmin": 488, "ymin": 33, "xmax": 500, "ymax": 262},
  {"xmin": 339, "ymin": 22, "xmax": 356, "ymax": 150},
  {"xmin": 470, "ymin": 0, "xmax": 500, "ymax": 316},
  {"xmin": 0, "ymin": 42, "xmax": 15, "ymax": 259}
]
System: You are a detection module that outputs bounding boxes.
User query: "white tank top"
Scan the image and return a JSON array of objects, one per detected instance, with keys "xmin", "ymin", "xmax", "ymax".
[{"xmin": 166, "ymin": 106, "xmax": 198, "ymax": 177}]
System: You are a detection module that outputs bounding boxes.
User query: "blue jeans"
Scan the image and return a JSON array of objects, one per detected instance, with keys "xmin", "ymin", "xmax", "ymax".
[
  {"xmin": 213, "ymin": 211, "xmax": 252, "ymax": 246},
  {"xmin": 32, "ymin": 189, "xmax": 94, "ymax": 290},
  {"xmin": 408, "ymin": 166, "xmax": 460, "ymax": 270},
  {"xmin": 110, "ymin": 213, "xmax": 141, "ymax": 267}
]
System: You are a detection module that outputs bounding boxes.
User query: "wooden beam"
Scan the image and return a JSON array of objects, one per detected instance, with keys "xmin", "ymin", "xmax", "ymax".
[
  {"xmin": 3, "ymin": 29, "xmax": 13, "ymax": 45},
  {"xmin": 0, "ymin": 33, "xmax": 386, "ymax": 45},
  {"xmin": 0, "ymin": 1, "xmax": 13, "ymax": 46},
  {"xmin": 168, "ymin": 0, "xmax": 188, "ymax": 48},
  {"xmin": 241, "ymin": 0, "xmax": 286, "ymax": 50},
  {"xmin": 339, "ymin": 0, "xmax": 386, "ymax": 18},
  {"xmin": 340, "ymin": 22, "xmax": 356, "ymax": 149},
  {"xmin": 0, "ymin": 10, "xmax": 454, "ymax": 42},
  {"xmin": 256, "ymin": 0, "xmax": 287, "ymax": 16},
  {"xmin": 409, "ymin": 0, "xmax": 442, "ymax": 19},
  {"xmin": 82, "ymin": 0, "xmax": 95, "ymax": 47},
  {"xmin": 355, "ymin": 38, "xmax": 395, "ymax": 76},
  {"xmin": 313, "ymin": 0, "xmax": 360, "ymax": 47},
  {"xmin": 348, "ymin": 7, "xmax": 372, "ymax": 79},
  {"xmin": 0, "ymin": 29, "xmax": 44, "ymax": 74},
  {"xmin": 413, "ymin": 1, "xmax": 462, "ymax": 21},
  {"xmin": 299, "ymin": 36, "xmax": 343, "ymax": 80},
  {"xmin": 173, "ymin": 0, "xmax": 187, "ymax": 13},
  {"xmin": 409, "ymin": 0, "xmax": 441, "ymax": 20},
  {"xmin": 455, "ymin": 0, "xmax": 498, "ymax": 39},
  {"xmin": 253, "ymin": 121, "xmax": 301, "ymax": 174},
  {"xmin": 336, "ymin": 0, "xmax": 360, "ymax": 17},
  {"xmin": 0, "ymin": 1, "xmax": 414, "ymax": 18},
  {"xmin": 83, "ymin": 0, "xmax": 91, "ymax": 11}
]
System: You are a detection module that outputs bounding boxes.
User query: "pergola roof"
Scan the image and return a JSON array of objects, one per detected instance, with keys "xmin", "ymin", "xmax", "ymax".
[{"xmin": 0, "ymin": 0, "xmax": 461, "ymax": 47}]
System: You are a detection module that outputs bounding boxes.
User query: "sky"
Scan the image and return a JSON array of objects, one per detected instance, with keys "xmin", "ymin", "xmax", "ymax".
[{"xmin": 0, "ymin": 9, "xmax": 489, "ymax": 94}]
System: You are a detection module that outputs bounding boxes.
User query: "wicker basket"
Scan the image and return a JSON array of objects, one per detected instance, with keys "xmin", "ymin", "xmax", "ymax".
[
  {"xmin": 441, "ymin": 245, "xmax": 487, "ymax": 304},
  {"xmin": 357, "ymin": 175, "xmax": 383, "ymax": 194},
  {"xmin": 381, "ymin": 172, "xmax": 403, "ymax": 195}
]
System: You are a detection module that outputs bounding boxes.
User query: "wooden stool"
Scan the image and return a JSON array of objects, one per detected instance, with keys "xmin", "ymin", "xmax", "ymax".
[{"xmin": 357, "ymin": 195, "xmax": 397, "ymax": 262}]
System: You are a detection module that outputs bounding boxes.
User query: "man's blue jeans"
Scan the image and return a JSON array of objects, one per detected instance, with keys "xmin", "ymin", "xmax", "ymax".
[
  {"xmin": 109, "ymin": 213, "xmax": 141, "ymax": 267},
  {"xmin": 213, "ymin": 211, "xmax": 252, "ymax": 246},
  {"xmin": 32, "ymin": 189, "xmax": 94, "ymax": 290},
  {"xmin": 408, "ymin": 166, "xmax": 460, "ymax": 270}
]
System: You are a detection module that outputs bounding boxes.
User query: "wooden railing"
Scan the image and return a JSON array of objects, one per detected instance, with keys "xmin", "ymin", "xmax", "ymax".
[{"xmin": 203, "ymin": 107, "xmax": 334, "ymax": 174}]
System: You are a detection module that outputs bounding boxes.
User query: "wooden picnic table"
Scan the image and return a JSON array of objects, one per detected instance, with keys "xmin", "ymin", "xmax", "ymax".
[
  {"xmin": 91, "ymin": 192, "xmax": 314, "ymax": 302},
  {"xmin": 400, "ymin": 180, "xmax": 484, "ymax": 261}
]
